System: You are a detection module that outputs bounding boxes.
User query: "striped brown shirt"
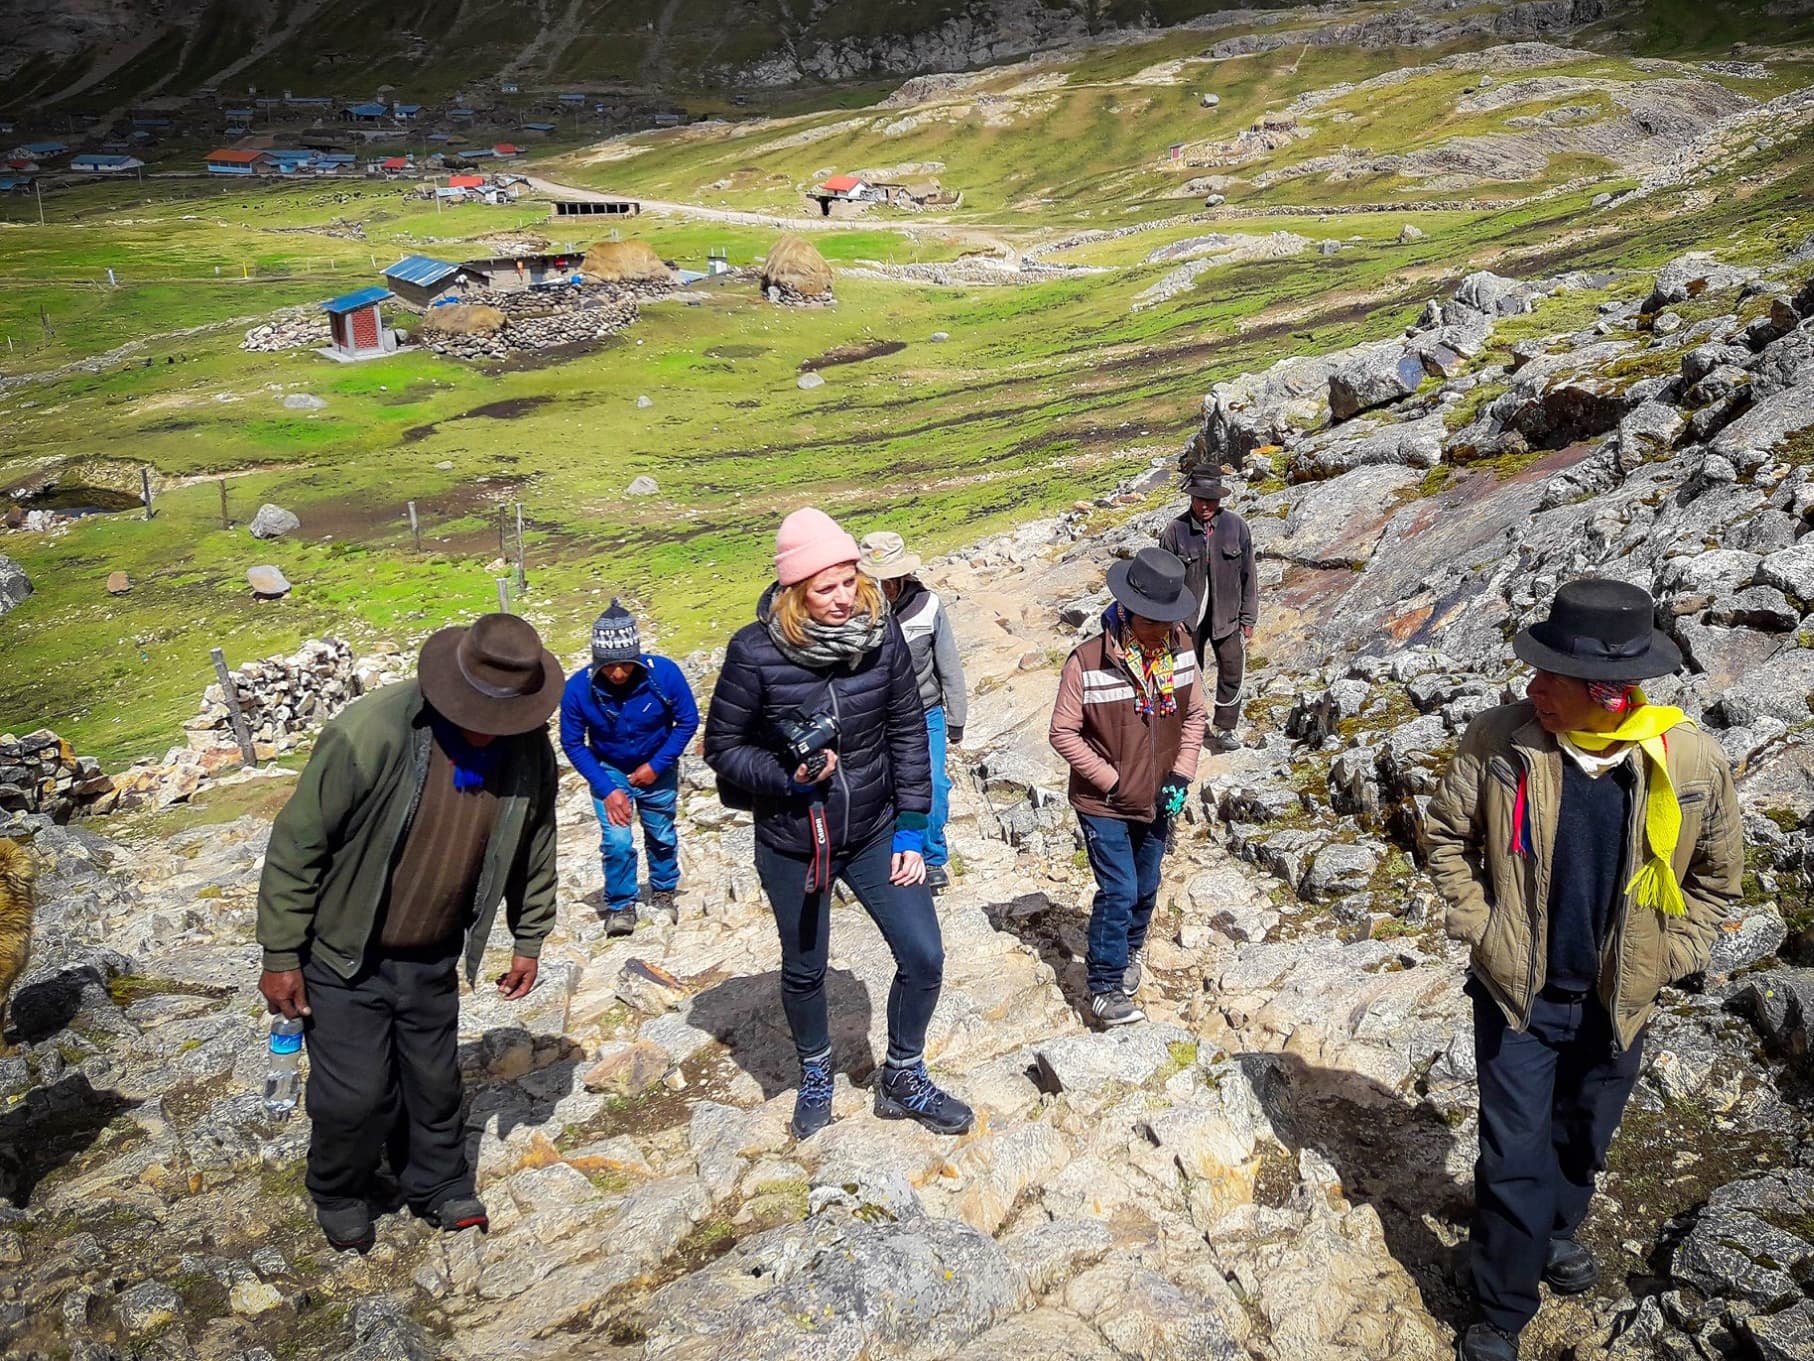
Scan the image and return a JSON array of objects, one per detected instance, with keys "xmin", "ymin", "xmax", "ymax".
[{"xmin": 379, "ymin": 739, "xmax": 498, "ymax": 950}]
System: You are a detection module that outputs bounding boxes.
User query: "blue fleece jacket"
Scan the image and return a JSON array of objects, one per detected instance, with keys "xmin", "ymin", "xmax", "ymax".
[{"xmin": 559, "ymin": 655, "xmax": 700, "ymax": 794}]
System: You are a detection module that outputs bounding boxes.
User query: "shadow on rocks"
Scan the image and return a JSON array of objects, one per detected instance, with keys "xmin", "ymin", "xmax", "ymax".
[
  {"xmin": 0, "ymin": 1072, "xmax": 138, "ymax": 1206},
  {"xmin": 687, "ymin": 968, "xmax": 875, "ymax": 1099},
  {"xmin": 981, "ymin": 892, "xmax": 1094, "ymax": 1022},
  {"xmin": 1240, "ymin": 1050, "xmax": 1473, "ymax": 1331}
]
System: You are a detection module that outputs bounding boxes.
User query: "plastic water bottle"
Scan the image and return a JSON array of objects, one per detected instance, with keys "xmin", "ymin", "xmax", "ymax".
[{"xmin": 263, "ymin": 1016, "xmax": 305, "ymax": 1121}]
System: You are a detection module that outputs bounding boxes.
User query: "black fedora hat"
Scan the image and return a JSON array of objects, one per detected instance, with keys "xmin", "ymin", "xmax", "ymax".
[
  {"xmin": 1512, "ymin": 578, "xmax": 1682, "ymax": 682},
  {"xmin": 418, "ymin": 613, "xmax": 564, "ymax": 736},
  {"xmin": 1108, "ymin": 547, "xmax": 1197, "ymax": 624},
  {"xmin": 1182, "ymin": 469, "xmax": 1229, "ymax": 499}
]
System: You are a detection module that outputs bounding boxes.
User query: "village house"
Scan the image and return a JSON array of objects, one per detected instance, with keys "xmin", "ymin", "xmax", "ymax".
[
  {"xmin": 522, "ymin": 121, "xmax": 557, "ymax": 134},
  {"xmin": 70, "ymin": 153, "xmax": 144, "ymax": 173},
  {"xmin": 380, "ymin": 255, "xmax": 483, "ymax": 308},
  {"xmin": 550, "ymin": 196, "xmax": 640, "ymax": 219},
  {"xmin": 204, "ymin": 148, "xmax": 269, "ymax": 175},
  {"xmin": 809, "ymin": 173, "xmax": 871, "ymax": 217},
  {"xmin": 13, "ymin": 140, "xmax": 69, "ymax": 161},
  {"xmin": 320, "ymin": 287, "xmax": 398, "ymax": 361},
  {"xmin": 393, "ymin": 103, "xmax": 423, "ymax": 120},
  {"xmin": 342, "ymin": 101, "xmax": 388, "ymax": 123},
  {"xmin": 458, "ymin": 251, "xmax": 584, "ymax": 294},
  {"xmin": 223, "ymin": 106, "xmax": 255, "ymax": 125},
  {"xmin": 267, "ymin": 149, "xmax": 317, "ymax": 174}
]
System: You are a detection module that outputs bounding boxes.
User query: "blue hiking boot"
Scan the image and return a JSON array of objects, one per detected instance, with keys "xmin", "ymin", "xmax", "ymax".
[
  {"xmin": 875, "ymin": 1060, "xmax": 974, "ymax": 1135},
  {"xmin": 791, "ymin": 1054, "xmax": 835, "ymax": 1140}
]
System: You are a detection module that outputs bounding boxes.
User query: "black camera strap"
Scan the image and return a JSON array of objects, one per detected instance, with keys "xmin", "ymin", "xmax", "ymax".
[{"xmin": 805, "ymin": 793, "xmax": 832, "ymax": 893}]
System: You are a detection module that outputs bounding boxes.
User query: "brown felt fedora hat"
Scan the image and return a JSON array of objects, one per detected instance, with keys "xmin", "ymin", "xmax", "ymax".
[{"xmin": 417, "ymin": 613, "xmax": 564, "ymax": 736}]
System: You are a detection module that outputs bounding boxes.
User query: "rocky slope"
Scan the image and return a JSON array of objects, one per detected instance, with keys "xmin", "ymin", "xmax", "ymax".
[{"xmin": 5, "ymin": 236, "xmax": 1814, "ymax": 1360}]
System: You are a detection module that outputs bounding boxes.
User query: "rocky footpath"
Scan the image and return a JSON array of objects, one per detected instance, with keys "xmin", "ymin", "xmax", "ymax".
[{"xmin": 3, "ymin": 255, "xmax": 1814, "ymax": 1361}]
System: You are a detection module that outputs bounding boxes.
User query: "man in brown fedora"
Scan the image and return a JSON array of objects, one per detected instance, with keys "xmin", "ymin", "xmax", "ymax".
[
  {"xmin": 1159, "ymin": 470, "xmax": 1256, "ymax": 752},
  {"xmin": 1424, "ymin": 578, "xmax": 1742, "ymax": 1361},
  {"xmin": 256, "ymin": 613, "xmax": 563, "ymax": 1254}
]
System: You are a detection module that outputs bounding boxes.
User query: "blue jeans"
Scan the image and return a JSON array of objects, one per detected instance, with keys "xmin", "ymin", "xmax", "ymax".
[
  {"xmin": 925, "ymin": 706, "xmax": 951, "ymax": 868},
  {"xmin": 1469, "ymin": 979, "xmax": 1645, "ymax": 1335},
  {"xmin": 1078, "ymin": 811, "xmax": 1169, "ymax": 995},
  {"xmin": 594, "ymin": 766, "xmax": 680, "ymax": 912}
]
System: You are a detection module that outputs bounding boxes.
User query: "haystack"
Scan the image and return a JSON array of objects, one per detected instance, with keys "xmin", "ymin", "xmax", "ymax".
[
  {"xmin": 761, "ymin": 234, "xmax": 834, "ymax": 299},
  {"xmin": 418, "ymin": 304, "xmax": 506, "ymax": 336},
  {"xmin": 583, "ymin": 239, "xmax": 674, "ymax": 284}
]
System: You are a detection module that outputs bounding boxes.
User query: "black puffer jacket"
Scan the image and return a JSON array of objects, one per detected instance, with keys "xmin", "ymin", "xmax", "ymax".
[{"xmin": 704, "ymin": 590, "xmax": 932, "ymax": 858}]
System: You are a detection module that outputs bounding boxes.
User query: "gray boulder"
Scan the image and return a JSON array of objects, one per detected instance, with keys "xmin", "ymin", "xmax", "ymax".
[
  {"xmin": 246, "ymin": 565, "xmax": 292, "ymax": 598},
  {"xmin": 1706, "ymin": 906, "xmax": 1788, "ymax": 977},
  {"xmin": 281, "ymin": 392, "xmax": 327, "ymax": 410},
  {"xmin": 1452, "ymin": 271, "xmax": 1535, "ymax": 317},
  {"xmin": 797, "ymin": 371, "xmax": 825, "ymax": 391},
  {"xmin": 0, "ymin": 556, "xmax": 31, "ymax": 617},
  {"xmin": 626, "ymin": 475, "xmax": 660, "ymax": 496},
  {"xmin": 1328, "ymin": 347, "xmax": 1426, "ymax": 422},
  {"xmin": 1735, "ymin": 967, "xmax": 1814, "ymax": 1066},
  {"xmin": 1645, "ymin": 252, "xmax": 1756, "ymax": 313},
  {"xmin": 248, "ymin": 503, "xmax": 300, "ymax": 540},
  {"xmin": 1301, "ymin": 841, "xmax": 1381, "ymax": 901},
  {"xmin": 1747, "ymin": 1300, "xmax": 1814, "ymax": 1361},
  {"xmin": 1757, "ymin": 544, "xmax": 1814, "ymax": 607}
]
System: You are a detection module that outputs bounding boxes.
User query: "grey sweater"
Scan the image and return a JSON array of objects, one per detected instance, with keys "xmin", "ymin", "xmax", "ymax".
[{"xmin": 893, "ymin": 579, "xmax": 967, "ymax": 730}]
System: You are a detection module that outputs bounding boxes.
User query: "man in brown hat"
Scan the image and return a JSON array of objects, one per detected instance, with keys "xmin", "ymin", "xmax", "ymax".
[
  {"xmin": 256, "ymin": 612, "xmax": 563, "ymax": 1254},
  {"xmin": 1158, "ymin": 470, "xmax": 1256, "ymax": 752},
  {"xmin": 1424, "ymin": 579, "xmax": 1742, "ymax": 1361}
]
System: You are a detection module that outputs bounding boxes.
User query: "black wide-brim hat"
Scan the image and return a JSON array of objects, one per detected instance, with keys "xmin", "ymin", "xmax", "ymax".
[
  {"xmin": 1182, "ymin": 470, "xmax": 1230, "ymax": 499},
  {"xmin": 1512, "ymin": 577, "xmax": 1683, "ymax": 682},
  {"xmin": 1108, "ymin": 546, "xmax": 1197, "ymax": 624},
  {"xmin": 418, "ymin": 613, "xmax": 564, "ymax": 736}
]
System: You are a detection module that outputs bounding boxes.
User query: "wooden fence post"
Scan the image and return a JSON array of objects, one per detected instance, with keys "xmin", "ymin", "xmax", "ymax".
[
  {"xmin": 407, "ymin": 500, "xmax": 421, "ymax": 552},
  {"xmin": 514, "ymin": 502, "xmax": 527, "ymax": 591},
  {"xmin": 141, "ymin": 466, "xmax": 153, "ymax": 520},
  {"xmin": 218, "ymin": 478, "xmax": 230, "ymax": 528},
  {"xmin": 496, "ymin": 577, "xmax": 511, "ymax": 613},
  {"xmin": 210, "ymin": 647, "xmax": 256, "ymax": 768}
]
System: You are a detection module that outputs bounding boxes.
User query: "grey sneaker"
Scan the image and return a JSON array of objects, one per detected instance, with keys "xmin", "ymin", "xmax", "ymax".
[
  {"xmin": 651, "ymin": 889, "xmax": 679, "ymax": 924},
  {"xmin": 1089, "ymin": 990, "xmax": 1144, "ymax": 1027},
  {"xmin": 1124, "ymin": 946, "xmax": 1146, "ymax": 997},
  {"xmin": 605, "ymin": 908, "xmax": 636, "ymax": 937}
]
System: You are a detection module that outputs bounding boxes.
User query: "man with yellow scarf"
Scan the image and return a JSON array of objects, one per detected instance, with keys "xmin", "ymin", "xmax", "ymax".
[{"xmin": 1424, "ymin": 578, "xmax": 1743, "ymax": 1361}]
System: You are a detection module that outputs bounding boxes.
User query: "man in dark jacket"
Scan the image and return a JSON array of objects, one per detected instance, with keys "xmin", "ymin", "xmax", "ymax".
[
  {"xmin": 1424, "ymin": 580, "xmax": 1743, "ymax": 1361},
  {"xmin": 560, "ymin": 600, "xmax": 700, "ymax": 935},
  {"xmin": 1049, "ymin": 547, "xmax": 1206, "ymax": 1027},
  {"xmin": 858, "ymin": 531, "xmax": 967, "ymax": 891},
  {"xmin": 1158, "ymin": 470, "xmax": 1256, "ymax": 752},
  {"xmin": 256, "ymin": 613, "xmax": 562, "ymax": 1255}
]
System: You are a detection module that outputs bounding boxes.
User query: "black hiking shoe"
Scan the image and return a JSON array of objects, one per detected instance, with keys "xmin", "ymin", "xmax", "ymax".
[
  {"xmin": 1543, "ymin": 1237, "xmax": 1599, "ymax": 1295},
  {"xmin": 874, "ymin": 1061, "xmax": 974, "ymax": 1135},
  {"xmin": 1457, "ymin": 1323, "xmax": 1519, "ymax": 1361},
  {"xmin": 424, "ymin": 1195, "xmax": 489, "ymax": 1233},
  {"xmin": 605, "ymin": 908, "xmax": 636, "ymax": 937},
  {"xmin": 316, "ymin": 1201, "xmax": 375, "ymax": 1254},
  {"xmin": 925, "ymin": 865, "xmax": 950, "ymax": 892},
  {"xmin": 791, "ymin": 1053, "xmax": 835, "ymax": 1140},
  {"xmin": 1089, "ymin": 990, "xmax": 1144, "ymax": 1027},
  {"xmin": 651, "ymin": 889, "xmax": 679, "ymax": 924}
]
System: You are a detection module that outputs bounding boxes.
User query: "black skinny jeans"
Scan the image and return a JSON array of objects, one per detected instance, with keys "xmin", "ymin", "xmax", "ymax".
[{"xmin": 755, "ymin": 827, "xmax": 944, "ymax": 1069}]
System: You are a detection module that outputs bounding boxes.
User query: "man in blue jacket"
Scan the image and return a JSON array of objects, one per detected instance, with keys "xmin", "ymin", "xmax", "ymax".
[{"xmin": 560, "ymin": 601, "xmax": 700, "ymax": 935}]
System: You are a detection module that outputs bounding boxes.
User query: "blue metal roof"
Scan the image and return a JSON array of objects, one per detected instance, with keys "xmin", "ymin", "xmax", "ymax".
[
  {"xmin": 267, "ymin": 149, "xmax": 314, "ymax": 160},
  {"xmin": 523, "ymin": 121, "xmax": 556, "ymax": 132},
  {"xmin": 73, "ymin": 154, "xmax": 139, "ymax": 167},
  {"xmin": 394, "ymin": 104, "xmax": 423, "ymax": 115},
  {"xmin": 347, "ymin": 102, "xmax": 387, "ymax": 117},
  {"xmin": 21, "ymin": 141, "xmax": 67, "ymax": 154},
  {"xmin": 321, "ymin": 286, "xmax": 392, "ymax": 314},
  {"xmin": 384, "ymin": 255, "xmax": 462, "ymax": 287}
]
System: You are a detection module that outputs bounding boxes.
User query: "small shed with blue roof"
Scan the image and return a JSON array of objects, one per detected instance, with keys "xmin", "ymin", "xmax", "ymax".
[
  {"xmin": 321, "ymin": 286, "xmax": 396, "ymax": 360},
  {"xmin": 381, "ymin": 254, "xmax": 479, "ymax": 308}
]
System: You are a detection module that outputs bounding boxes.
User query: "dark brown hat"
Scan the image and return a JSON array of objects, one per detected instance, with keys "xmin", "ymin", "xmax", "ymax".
[
  {"xmin": 1512, "ymin": 578, "xmax": 1682, "ymax": 682},
  {"xmin": 417, "ymin": 613, "xmax": 564, "ymax": 736}
]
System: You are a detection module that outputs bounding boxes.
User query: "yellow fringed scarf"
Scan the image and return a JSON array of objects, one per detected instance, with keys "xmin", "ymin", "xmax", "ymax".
[{"xmin": 1565, "ymin": 690, "xmax": 1691, "ymax": 917}]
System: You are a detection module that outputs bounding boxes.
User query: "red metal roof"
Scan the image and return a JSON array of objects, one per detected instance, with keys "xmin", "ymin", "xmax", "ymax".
[
  {"xmin": 205, "ymin": 148, "xmax": 264, "ymax": 163},
  {"xmin": 493, "ymin": 143, "xmax": 519, "ymax": 154},
  {"xmin": 448, "ymin": 174, "xmax": 483, "ymax": 188},
  {"xmin": 381, "ymin": 156, "xmax": 409, "ymax": 169},
  {"xmin": 820, "ymin": 174, "xmax": 862, "ymax": 193}
]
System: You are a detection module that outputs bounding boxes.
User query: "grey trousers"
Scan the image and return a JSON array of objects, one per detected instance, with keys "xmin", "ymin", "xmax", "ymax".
[{"xmin": 1193, "ymin": 626, "xmax": 1244, "ymax": 732}]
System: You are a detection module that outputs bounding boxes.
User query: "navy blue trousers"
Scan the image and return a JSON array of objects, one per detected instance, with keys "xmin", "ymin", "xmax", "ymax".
[
  {"xmin": 1469, "ymin": 978, "xmax": 1645, "ymax": 1335},
  {"xmin": 1079, "ymin": 811, "xmax": 1169, "ymax": 995}
]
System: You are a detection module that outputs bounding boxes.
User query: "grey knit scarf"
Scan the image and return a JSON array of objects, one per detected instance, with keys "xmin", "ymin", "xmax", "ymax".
[{"xmin": 767, "ymin": 604, "xmax": 890, "ymax": 671}]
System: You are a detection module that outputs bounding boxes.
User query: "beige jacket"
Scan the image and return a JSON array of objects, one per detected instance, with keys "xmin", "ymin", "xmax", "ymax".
[{"xmin": 1422, "ymin": 700, "xmax": 1743, "ymax": 1050}]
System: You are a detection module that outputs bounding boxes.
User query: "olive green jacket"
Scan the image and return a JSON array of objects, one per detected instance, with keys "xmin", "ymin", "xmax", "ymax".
[
  {"xmin": 1422, "ymin": 700, "xmax": 1743, "ymax": 1050},
  {"xmin": 255, "ymin": 681, "xmax": 559, "ymax": 986}
]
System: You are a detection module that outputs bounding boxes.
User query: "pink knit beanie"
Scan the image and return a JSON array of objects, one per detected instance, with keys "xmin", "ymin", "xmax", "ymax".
[{"xmin": 775, "ymin": 507, "xmax": 860, "ymax": 587}]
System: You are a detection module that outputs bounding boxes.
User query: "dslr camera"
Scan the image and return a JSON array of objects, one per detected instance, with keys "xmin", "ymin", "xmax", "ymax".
[{"xmin": 775, "ymin": 710, "xmax": 840, "ymax": 781}]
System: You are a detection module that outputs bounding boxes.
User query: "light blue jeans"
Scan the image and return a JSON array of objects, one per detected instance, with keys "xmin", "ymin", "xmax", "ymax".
[
  {"xmin": 925, "ymin": 706, "xmax": 951, "ymax": 868},
  {"xmin": 594, "ymin": 765, "xmax": 680, "ymax": 913}
]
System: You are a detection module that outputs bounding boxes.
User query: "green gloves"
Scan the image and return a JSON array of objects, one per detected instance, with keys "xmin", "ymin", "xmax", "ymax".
[{"xmin": 1159, "ymin": 776, "xmax": 1190, "ymax": 818}]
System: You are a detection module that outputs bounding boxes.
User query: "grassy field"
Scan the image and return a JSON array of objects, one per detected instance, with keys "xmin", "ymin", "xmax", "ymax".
[{"xmin": 3, "ymin": 6, "xmax": 1814, "ymax": 765}]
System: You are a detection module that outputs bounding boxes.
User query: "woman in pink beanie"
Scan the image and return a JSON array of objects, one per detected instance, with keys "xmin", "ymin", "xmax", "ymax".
[{"xmin": 704, "ymin": 507, "xmax": 972, "ymax": 1142}]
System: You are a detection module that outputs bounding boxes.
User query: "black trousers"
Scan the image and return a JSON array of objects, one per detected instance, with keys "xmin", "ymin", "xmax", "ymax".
[
  {"xmin": 1192, "ymin": 622, "xmax": 1244, "ymax": 732},
  {"xmin": 303, "ymin": 942, "xmax": 470, "ymax": 1214},
  {"xmin": 755, "ymin": 828, "xmax": 944, "ymax": 1069},
  {"xmin": 1469, "ymin": 979, "xmax": 1645, "ymax": 1335}
]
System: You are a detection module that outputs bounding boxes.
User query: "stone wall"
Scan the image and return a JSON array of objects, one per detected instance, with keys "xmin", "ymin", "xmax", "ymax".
[
  {"xmin": 420, "ymin": 284, "xmax": 641, "ymax": 359},
  {"xmin": 241, "ymin": 309, "xmax": 329, "ymax": 352},
  {"xmin": 0, "ymin": 729, "xmax": 114, "ymax": 820},
  {"xmin": 185, "ymin": 637, "xmax": 398, "ymax": 757}
]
